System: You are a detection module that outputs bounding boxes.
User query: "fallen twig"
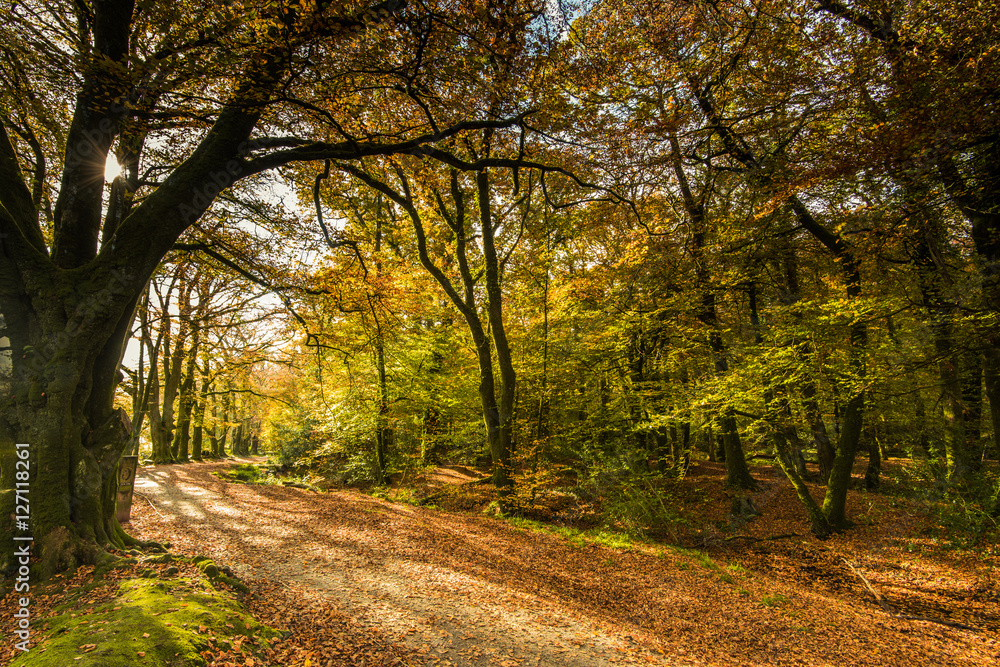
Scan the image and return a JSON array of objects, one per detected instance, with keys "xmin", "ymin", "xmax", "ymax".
[
  {"xmin": 134, "ymin": 491, "xmax": 166, "ymax": 518},
  {"xmin": 842, "ymin": 558, "xmax": 980, "ymax": 632},
  {"xmin": 722, "ymin": 532, "xmax": 801, "ymax": 543},
  {"xmin": 692, "ymin": 532, "xmax": 801, "ymax": 548}
]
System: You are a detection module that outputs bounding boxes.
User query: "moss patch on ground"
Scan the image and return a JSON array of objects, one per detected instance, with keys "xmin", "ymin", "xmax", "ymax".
[
  {"xmin": 9, "ymin": 575, "xmax": 281, "ymax": 667},
  {"xmin": 212, "ymin": 463, "xmax": 265, "ymax": 484}
]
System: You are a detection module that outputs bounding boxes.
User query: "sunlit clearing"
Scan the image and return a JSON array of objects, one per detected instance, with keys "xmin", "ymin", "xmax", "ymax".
[{"xmin": 104, "ymin": 154, "xmax": 122, "ymax": 181}]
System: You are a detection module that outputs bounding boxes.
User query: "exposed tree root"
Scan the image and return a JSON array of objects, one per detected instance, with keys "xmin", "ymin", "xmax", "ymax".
[{"xmin": 692, "ymin": 532, "xmax": 802, "ymax": 549}]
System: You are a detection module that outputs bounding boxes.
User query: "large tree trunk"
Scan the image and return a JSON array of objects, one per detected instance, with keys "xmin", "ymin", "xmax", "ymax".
[{"xmin": 1, "ymin": 267, "xmax": 144, "ymax": 576}]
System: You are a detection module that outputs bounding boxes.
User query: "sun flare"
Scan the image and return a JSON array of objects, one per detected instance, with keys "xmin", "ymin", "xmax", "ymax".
[{"xmin": 104, "ymin": 154, "xmax": 122, "ymax": 182}]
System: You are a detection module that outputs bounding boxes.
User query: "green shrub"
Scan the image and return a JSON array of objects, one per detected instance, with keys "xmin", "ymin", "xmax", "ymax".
[
  {"xmin": 576, "ymin": 471, "xmax": 683, "ymax": 537},
  {"xmin": 269, "ymin": 415, "xmax": 326, "ymax": 469}
]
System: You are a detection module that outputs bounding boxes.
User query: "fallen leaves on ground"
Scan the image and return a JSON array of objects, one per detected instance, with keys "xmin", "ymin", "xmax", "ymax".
[{"xmin": 5, "ymin": 456, "xmax": 999, "ymax": 667}]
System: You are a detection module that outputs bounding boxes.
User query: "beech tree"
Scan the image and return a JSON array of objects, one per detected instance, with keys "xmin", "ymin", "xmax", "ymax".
[{"xmin": 0, "ymin": 0, "xmax": 555, "ymax": 575}]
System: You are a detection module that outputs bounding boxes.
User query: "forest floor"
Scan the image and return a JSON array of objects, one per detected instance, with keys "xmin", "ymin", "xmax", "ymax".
[{"xmin": 109, "ymin": 456, "xmax": 1000, "ymax": 666}]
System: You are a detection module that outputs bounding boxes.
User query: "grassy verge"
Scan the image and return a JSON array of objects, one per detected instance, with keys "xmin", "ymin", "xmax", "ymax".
[{"xmin": 2, "ymin": 556, "xmax": 281, "ymax": 667}]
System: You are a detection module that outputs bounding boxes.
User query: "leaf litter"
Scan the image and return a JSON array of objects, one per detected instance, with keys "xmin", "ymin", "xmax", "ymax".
[{"xmin": 7, "ymin": 456, "xmax": 996, "ymax": 666}]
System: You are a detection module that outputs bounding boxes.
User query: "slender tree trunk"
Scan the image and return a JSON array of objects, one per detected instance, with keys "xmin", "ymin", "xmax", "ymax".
[
  {"xmin": 750, "ymin": 280, "xmax": 824, "ymax": 532},
  {"xmin": 985, "ymin": 347, "xmax": 1000, "ymax": 460},
  {"xmin": 776, "ymin": 236, "xmax": 834, "ymax": 480},
  {"xmin": 129, "ymin": 301, "xmax": 155, "ymax": 456},
  {"xmin": 962, "ymin": 351, "xmax": 983, "ymax": 471},
  {"xmin": 363, "ymin": 165, "xmax": 515, "ymax": 490},
  {"xmin": 209, "ymin": 400, "xmax": 222, "ymax": 458},
  {"xmin": 915, "ymin": 217, "xmax": 977, "ymax": 483},
  {"xmin": 788, "ymin": 199, "xmax": 868, "ymax": 530},
  {"xmin": 535, "ymin": 260, "xmax": 550, "ymax": 443},
  {"xmin": 216, "ymin": 393, "xmax": 231, "ymax": 457},
  {"xmin": 477, "ymin": 170, "xmax": 516, "ymax": 489},
  {"xmin": 865, "ymin": 438, "xmax": 881, "ymax": 491},
  {"xmin": 173, "ymin": 315, "xmax": 201, "ymax": 463},
  {"xmin": 374, "ymin": 338, "xmax": 390, "ymax": 484},
  {"xmin": 669, "ymin": 132, "xmax": 756, "ymax": 490},
  {"xmin": 147, "ymin": 368, "xmax": 170, "ymax": 463},
  {"xmin": 191, "ymin": 402, "xmax": 205, "ymax": 461},
  {"xmin": 172, "ymin": 372, "xmax": 194, "ymax": 463}
]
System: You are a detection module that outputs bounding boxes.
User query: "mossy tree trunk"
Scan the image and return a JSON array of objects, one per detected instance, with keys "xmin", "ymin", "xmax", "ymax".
[{"xmin": 0, "ymin": 263, "xmax": 143, "ymax": 575}]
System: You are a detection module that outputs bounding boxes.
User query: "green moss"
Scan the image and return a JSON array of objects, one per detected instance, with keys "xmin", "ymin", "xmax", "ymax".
[
  {"xmin": 759, "ymin": 593, "xmax": 789, "ymax": 607},
  {"xmin": 502, "ymin": 516, "xmax": 642, "ymax": 550},
  {"xmin": 192, "ymin": 557, "xmax": 250, "ymax": 593},
  {"xmin": 11, "ymin": 577, "xmax": 282, "ymax": 667},
  {"xmin": 195, "ymin": 559, "xmax": 220, "ymax": 578},
  {"xmin": 213, "ymin": 464, "xmax": 263, "ymax": 484}
]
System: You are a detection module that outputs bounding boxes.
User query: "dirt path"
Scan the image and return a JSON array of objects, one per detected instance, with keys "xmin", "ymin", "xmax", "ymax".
[
  {"xmin": 129, "ymin": 459, "xmax": 998, "ymax": 667},
  {"xmin": 131, "ymin": 459, "xmax": 664, "ymax": 666}
]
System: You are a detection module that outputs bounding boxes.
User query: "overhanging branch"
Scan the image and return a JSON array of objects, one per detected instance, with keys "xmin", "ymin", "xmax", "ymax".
[{"xmin": 240, "ymin": 113, "xmax": 538, "ymax": 175}]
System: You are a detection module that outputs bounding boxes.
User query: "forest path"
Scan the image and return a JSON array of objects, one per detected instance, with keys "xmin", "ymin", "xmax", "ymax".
[
  {"xmin": 130, "ymin": 458, "xmax": 667, "ymax": 666},
  {"xmin": 129, "ymin": 458, "xmax": 998, "ymax": 667}
]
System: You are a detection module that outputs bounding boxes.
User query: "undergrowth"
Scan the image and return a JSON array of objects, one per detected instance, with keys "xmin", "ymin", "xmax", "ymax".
[
  {"xmin": 503, "ymin": 516, "xmax": 643, "ymax": 550},
  {"xmin": 571, "ymin": 471, "xmax": 686, "ymax": 538},
  {"xmin": 213, "ymin": 463, "xmax": 318, "ymax": 490},
  {"xmin": 881, "ymin": 459, "xmax": 1000, "ymax": 550}
]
